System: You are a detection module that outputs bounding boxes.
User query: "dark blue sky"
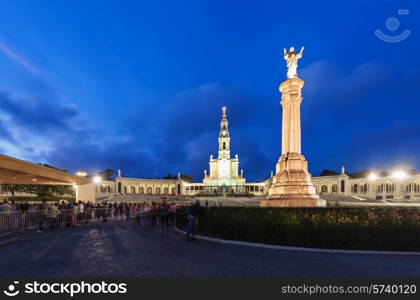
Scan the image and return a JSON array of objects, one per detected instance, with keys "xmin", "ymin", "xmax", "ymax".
[{"xmin": 0, "ymin": 0, "xmax": 419, "ymax": 181}]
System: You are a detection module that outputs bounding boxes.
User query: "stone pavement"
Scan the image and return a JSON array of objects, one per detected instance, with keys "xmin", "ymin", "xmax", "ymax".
[{"xmin": 0, "ymin": 223, "xmax": 419, "ymax": 277}]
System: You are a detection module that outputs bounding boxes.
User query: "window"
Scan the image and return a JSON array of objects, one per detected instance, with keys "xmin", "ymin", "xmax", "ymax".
[
  {"xmin": 164, "ymin": 187, "xmax": 169, "ymax": 194},
  {"xmin": 131, "ymin": 186, "xmax": 136, "ymax": 193},
  {"xmin": 223, "ymin": 142, "xmax": 226, "ymax": 150},
  {"xmin": 386, "ymin": 183, "xmax": 396, "ymax": 193},
  {"xmin": 139, "ymin": 187, "xmax": 144, "ymax": 194},
  {"xmin": 155, "ymin": 187, "xmax": 161, "ymax": 194},
  {"xmin": 332, "ymin": 184, "xmax": 338, "ymax": 193},
  {"xmin": 147, "ymin": 187, "xmax": 152, "ymax": 194},
  {"xmin": 321, "ymin": 185, "xmax": 328, "ymax": 193}
]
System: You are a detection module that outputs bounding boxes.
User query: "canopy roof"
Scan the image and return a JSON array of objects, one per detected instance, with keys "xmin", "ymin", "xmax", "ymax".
[{"xmin": 0, "ymin": 154, "xmax": 89, "ymax": 185}]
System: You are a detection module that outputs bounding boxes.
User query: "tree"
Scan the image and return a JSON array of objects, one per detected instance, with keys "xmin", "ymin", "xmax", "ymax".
[
  {"xmin": 162, "ymin": 174, "xmax": 176, "ymax": 179},
  {"xmin": 319, "ymin": 169, "xmax": 339, "ymax": 176},
  {"xmin": 379, "ymin": 170, "xmax": 390, "ymax": 177},
  {"xmin": 99, "ymin": 169, "xmax": 115, "ymax": 180},
  {"xmin": 348, "ymin": 169, "xmax": 370, "ymax": 179},
  {"xmin": 180, "ymin": 174, "xmax": 193, "ymax": 183},
  {"xmin": 162, "ymin": 173, "xmax": 193, "ymax": 182}
]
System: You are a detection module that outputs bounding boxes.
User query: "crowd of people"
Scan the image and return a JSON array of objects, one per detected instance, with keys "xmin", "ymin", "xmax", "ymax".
[
  {"xmin": 0, "ymin": 200, "xmax": 178, "ymax": 232},
  {"xmin": 0, "ymin": 198, "xmax": 208, "ymax": 241}
]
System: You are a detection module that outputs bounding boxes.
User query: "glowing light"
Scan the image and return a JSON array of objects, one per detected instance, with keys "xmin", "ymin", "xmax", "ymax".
[
  {"xmin": 92, "ymin": 175, "xmax": 102, "ymax": 184},
  {"xmin": 76, "ymin": 171, "xmax": 87, "ymax": 177},
  {"xmin": 368, "ymin": 173, "xmax": 379, "ymax": 181},
  {"xmin": 391, "ymin": 170, "xmax": 408, "ymax": 180}
]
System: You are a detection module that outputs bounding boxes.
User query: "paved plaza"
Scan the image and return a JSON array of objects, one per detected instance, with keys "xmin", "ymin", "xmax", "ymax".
[{"xmin": 0, "ymin": 223, "xmax": 419, "ymax": 278}]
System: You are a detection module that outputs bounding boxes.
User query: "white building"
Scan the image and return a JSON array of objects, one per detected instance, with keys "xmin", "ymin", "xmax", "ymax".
[{"xmin": 311, "ymin": 167, "xmax": 420, "ymax": 201}]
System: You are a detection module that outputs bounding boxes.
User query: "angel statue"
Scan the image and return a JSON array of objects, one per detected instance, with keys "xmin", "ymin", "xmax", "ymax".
[{"xmin": 283, "ymin": 46, "xmax": 304, "ymax": 79}]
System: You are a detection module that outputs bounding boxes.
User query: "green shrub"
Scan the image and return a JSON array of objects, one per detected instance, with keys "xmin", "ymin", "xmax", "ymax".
[{"xmin": 176, "ymin": 207, "xmax": 420, "ymax": 251}]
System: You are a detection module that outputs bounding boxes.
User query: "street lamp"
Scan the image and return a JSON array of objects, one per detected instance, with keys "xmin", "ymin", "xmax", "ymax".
[
  {"xmin": 368, "ymin": 173, "xmax": 379, "ymax": 181},
  {"xmin": 92, "ymin": 175, "xmax": 102, "ymax": 184},
  {"xmin": 76, "ymin": 171, "xmax": 87, "ymax": 177},
  {"xmin": 391, "ymin": 170, "xmax": 408, "ymax": 180}
]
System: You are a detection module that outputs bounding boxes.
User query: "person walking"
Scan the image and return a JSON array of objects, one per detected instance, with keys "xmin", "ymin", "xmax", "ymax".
[
  {"xmin": 185, "ymin": 204, "xmax": 196, "ymax": 241},
  {"xmin": 158, "ymin": 201, "xmax": 170, "ymax": 232}
]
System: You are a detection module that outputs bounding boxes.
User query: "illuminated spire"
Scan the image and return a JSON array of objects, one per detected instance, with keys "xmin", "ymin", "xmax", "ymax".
[{"xmin": 218, "ymin": 107, "xmax": 230, "ymax": 157}]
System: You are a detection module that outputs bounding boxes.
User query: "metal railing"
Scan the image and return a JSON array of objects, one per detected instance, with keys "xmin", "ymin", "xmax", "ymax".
[{"xmin": 0, "ymin": 208, "xmax": 137, "ymax": 235}]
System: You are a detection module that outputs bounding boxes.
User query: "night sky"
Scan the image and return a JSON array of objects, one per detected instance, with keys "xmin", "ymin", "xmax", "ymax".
[{"xmin": 0, "ymin": 0, "xmax": 419, "ymax": 182}]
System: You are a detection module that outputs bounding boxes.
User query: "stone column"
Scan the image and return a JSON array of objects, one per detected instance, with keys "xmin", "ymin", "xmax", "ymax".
[{"xmin": 261, "ymin": 77, "xmax": 325, "ymax": 207}]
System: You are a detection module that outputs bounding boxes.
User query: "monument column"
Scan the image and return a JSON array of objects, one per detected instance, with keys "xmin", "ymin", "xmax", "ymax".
[{"xmin": 261, "ymin": 46, "xmax": 325, "ymax": 207}]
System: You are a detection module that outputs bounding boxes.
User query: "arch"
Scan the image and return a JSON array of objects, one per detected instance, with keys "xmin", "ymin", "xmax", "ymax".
[
  {"xmin": 171, "ymin": 187, "xmax": 176, "ymax": 194},
  {"xmin": 131, "ymin": 186, "xmax": 136, "ymax": 194},
  {"xmin": 362, "ymin": 183, "xmax": 368, "ymax": 193},
  {"xmin": 332, "ymin": 184, "xmax": 338, "ymax": 193},
  {"xmin": 321, "ymin": 185, "xmax": 328, "ymax": 194},
  {"xmin": 139, "ymin": 187, "xmax": 144, "ymax": 194},
  {"xmin": 163, "ymin": 187, "xmax": 169, "ymax": 194},
  {"xmin": 351, "ymin": 184, "xmax": 358, "ymax": 193},
  {"xmin": 155, "ymin": 187, "xmax": 161, "ymax": 195},
  {"xmin": 147, "ymin": 187, "xmax": 153, "ymax": 194}
]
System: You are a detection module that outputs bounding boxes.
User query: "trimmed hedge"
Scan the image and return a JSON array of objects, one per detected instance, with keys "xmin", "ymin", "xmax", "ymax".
[{"xmin": 176, "ymin": 207, "xmax": 420, "ymax": 251}]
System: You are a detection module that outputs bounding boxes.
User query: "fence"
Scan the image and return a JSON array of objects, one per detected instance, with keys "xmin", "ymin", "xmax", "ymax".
[{"xmin": 0, "ymin": 208, "xmax": 136, "ymax": 235}]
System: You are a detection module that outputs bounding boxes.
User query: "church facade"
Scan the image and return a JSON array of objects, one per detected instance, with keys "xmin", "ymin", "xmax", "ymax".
[{"xmin": 203, "ymin": 107, "xmax": 245, "ymax": 187}]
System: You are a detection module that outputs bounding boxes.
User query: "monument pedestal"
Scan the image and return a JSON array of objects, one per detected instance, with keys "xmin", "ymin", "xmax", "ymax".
[
  {"xmin": 261, "ymin": 153, "xmax": 325, "ymax": 207},
  {"xmin": 262, "ymin": 72, "xmax": 325, "ymax": 207}
]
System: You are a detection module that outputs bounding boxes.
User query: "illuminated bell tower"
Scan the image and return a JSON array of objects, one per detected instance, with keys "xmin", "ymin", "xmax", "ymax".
[
  {"xmin": 203, "ymin": 107, "xmax": 245, "ymax": 186},
  {"xmin": 218, "ymin": 106, "xmax": 230, "ymax": 159}
]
